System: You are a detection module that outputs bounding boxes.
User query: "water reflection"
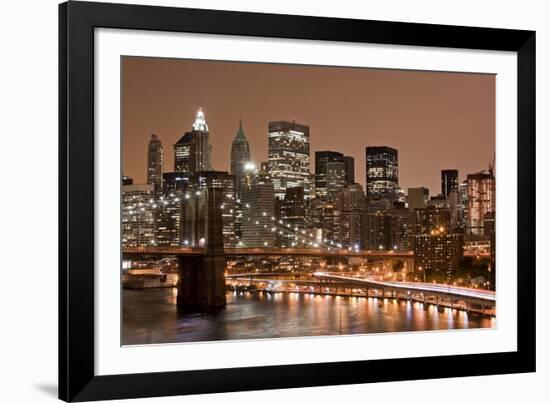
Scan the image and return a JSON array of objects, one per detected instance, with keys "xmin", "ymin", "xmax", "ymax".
[{"xmin": 122, "ymin": 289, "xmax": 494, "ymax": 345}]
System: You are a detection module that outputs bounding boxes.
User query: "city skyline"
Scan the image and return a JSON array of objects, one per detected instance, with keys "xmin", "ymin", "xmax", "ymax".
[{"xmin": 122, "ymin": 57, "xmax": 495, "ymax": 193}]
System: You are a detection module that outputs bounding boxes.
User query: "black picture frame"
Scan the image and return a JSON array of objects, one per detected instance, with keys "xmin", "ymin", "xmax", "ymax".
[{"xmin": 59, "ymin": 1, "xmax": 536, "ymax": 401}]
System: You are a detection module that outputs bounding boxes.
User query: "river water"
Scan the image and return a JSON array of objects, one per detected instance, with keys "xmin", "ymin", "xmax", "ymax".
[{"xmin": 122, "ymin": 288, "xmax": 494, "ymax": 345}]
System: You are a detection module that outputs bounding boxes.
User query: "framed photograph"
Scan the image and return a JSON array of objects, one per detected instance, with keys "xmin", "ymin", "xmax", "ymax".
[{"xmin": 59, "ymin": 1, "xmax": 535, "ymax": 401}]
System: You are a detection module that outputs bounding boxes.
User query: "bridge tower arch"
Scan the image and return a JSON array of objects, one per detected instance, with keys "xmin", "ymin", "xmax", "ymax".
[{"xmin": 177, "ymin": 187, "xmax": 226, "ymax": 312}]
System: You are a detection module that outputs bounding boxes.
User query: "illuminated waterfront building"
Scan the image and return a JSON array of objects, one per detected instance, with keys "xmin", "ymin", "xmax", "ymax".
[
  {"xmin": 466, "ymin": 171, "xmax": 496, "ymax": 235},
  {"xmin": 279, "ymin": 187, "xmax": 307, "ymax": 247},
  {"xmin": 413, "ymin": 228, "xmax": 463, "ymax": 278},
  {"xmin": 146, "ymin": 134, "xmax": 163, "ymax": 192},
  {"xmin": 365, "ymin": 146, "xmax": 398, "ymax": 201},
  {"xmin": 230, "ymin": 119, "xmax": 251, "ymax": 199},
  {"xmin": 267, "ymin": 120, "xmax": 311, "ymax": 199},
  {"xmin": 413, "ymin": 205, "xmax": 462, "ymax": 277},
  {"xmin": 174, "ymin": 108, "xmax": 212, "ymax": 174},
  {"xmin": 122, "ymin": 183, "xmax": 155, "ymax": 247}
]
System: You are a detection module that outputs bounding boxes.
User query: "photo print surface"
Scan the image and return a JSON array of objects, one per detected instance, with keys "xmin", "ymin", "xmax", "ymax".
[{"xmin": 121, "ymin": 56, "xmax": 496, "ymax": 345}]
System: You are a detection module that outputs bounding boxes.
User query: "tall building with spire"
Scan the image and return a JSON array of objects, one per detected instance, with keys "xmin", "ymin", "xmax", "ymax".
[
  {"xmin": 230, "ymin": 119, "xmax": 251, "ymax": 199},
  {"xmin": 146, "ymin": 134, "xmax": 163, "ymax": 191},
  {"xmin": 174, "ymin": 108, "xmax": 212, "ymax": 174}
]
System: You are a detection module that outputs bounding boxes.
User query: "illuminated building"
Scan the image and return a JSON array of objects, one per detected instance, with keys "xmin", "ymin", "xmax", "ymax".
[
  {"xmin": 414, "ymin": 205, "xmax": 451, "ymax": 235},
  {"xmin": 466, "ymin": 171, "xmax": 496, "ymax": 235},
  {"xmin": 314, "ymin": 151, "xmax": 354, "ymax": 200},
  {"xmin": 146, "ymin": 134, "xmax": 163, "ymax": 192},
  {"xmin": 413, "ymin": 206, "xmax": 462, "ymax": 277},
  {"xmin": 267, "ymin": 120, "xmax": 311, "ymax": 199},
  {"xmin": 174, "ymin": 108, "xmax": 212, "ymax": 174},
  {"xmin": 336, "ymin": 183, "xmax": 367, "ymax": 212},
  {"xmin": 162, "ymin": 172, "xmax": 192, "ymax": 194},
  {"xmin": 441, "ymin": 169, "xmax": 459, "ymax": 198},
  {"xmin": 282, "ymin": 187, "xmax": 306, "ymax": 228},
  {"xmin": 309, "ymin": 200, "xmax": 341, "ymax": 246},
  {"xmin": 413, "ymin": 228, "xmax": 463, "ymax": 278},
  {"xmin": 121, "ymin": 183, "xmax": 155, "ymax": 247},
  {"xmin": 240, "ymin": 173, "xmax": 276, "ymax": 247},
  {"xmin": 365, "ymin": 146, "xmax": 398, "ymax": 201},
  {"xmin": 154, "ymin": 194, "xmax": 183, "ymax": 247},
  {"xmin": 193, "ymin": 171, "xmax": 237, "ymax": 248},
  {"xmin": 326, "ymin": 161, "xmax": 347, "ymax": 200},
  {"xmin": 230, "ymin": 119, "xmax": 251, "ymax": 199}
]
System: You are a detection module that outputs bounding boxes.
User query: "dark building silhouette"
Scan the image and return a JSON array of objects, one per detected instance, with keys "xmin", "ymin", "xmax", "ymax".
[
  {"xmin": 342, "ymin": 155, "xmax": 355, "ymax": 185},
  {"xmin": 315, "ymin": 151, "xmax": 354, "ymax": 200},
  {"xmin": 365, "ymin": 146, "xmax": 398, "ymax": 201},
  {"xmin": 122, "ymin": 175, "xmax": 133, "ymax": 185},
  {"xmin": 441, "ymin": 169, "xmax": 459, "ymax": 198},
  {"xmin": 146, "ymin": 134, "xmax": 163, "ymax": 192}
]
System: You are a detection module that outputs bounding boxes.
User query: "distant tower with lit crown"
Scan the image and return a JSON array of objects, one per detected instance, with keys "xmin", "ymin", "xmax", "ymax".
[
  {"xmin": 230, "ymin": 119, "xmax": 251, "ymax": 199},
  {"xmin": 174, "ymin": 107, "xmax": 212, "ymax": 174},
  {"xmin": 146, "ymin": 133, "xmax": 163, "ymax": 192}
]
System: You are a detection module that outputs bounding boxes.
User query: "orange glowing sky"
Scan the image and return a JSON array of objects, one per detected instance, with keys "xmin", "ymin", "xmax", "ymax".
[{"xmin": 122, "ymin": 56, "xmax": 495, "ymax": 194}]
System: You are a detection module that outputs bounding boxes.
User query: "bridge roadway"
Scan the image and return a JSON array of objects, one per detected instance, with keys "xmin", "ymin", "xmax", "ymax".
[
  {"xmin": 312, "ymin": 273, "xmax": 495, "ymax": 303},
  {"xmin": 226, "ymin": 272, "xmax": 495, "ymax": 304},
  {"xmin": 123, "ymin": 246, "xmax": 414, "ymax": 258},
  {"xmin": 123, "ymin": 246, "xmax": 487, "ymax": 259}
]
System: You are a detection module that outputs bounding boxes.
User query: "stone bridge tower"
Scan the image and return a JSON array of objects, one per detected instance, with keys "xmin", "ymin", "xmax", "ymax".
[{"xmin": 177, "ymin": 187, "xmax": 226, "ymax": 312}]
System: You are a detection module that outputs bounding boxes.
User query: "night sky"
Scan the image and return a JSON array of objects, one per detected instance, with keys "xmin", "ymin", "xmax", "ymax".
[{"xmin": 122, "ymin": 56, "xmax": 495, "ymax": 194}]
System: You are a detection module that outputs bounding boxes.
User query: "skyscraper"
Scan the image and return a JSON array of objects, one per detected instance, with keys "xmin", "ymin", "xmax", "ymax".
[
  {"xmin": 280, "ymin": 187, "xmax": 306, "ymax": 247},
  {"xmin": 315, "ymin": 151, "xmax": 343, "ymax": 199},
  {"xmin": 174, "ymin": 108, "xmax": 212, "ymax": 174},
  {"xmin": 315, "ymin": 151, "xmax": 354, "ymax": 199},
  {"xmin": 230, "ymin": 119, "xmax": 251, "ymax": 199},
  {"xmin": 146, "ymin": 134, "xmax": 163, "ymax": 191},
  {"xmin": 121, "ymin": 183, "xmax": 155, "ymax": 247},
  {"xmin": 241, "ymin": 174, "xmax": 276, "ymax": 247},
  {"xmin": 267, "ymin": 120, "xmax": 310, "ymax": 199},
  {"xmin": 342, "ymin": 155, "xmax": 355, "ymax": 185},
  {"xmin": 326, "ymin": 161, "xmax": 347, "ymax": 200},
  {"xmin": 466, "ymin": 171, "xmax": 496, "ymax": 235},
  {"xmin": 413, "ymin": 205, "xmax": 462, "ymax": 277},
  {"xmin": 441, "ymin": 169, "xmax": 459, "ymax": 198},
  {"xmin": 365, "ymin": 146, "xmax": 398, "ymax": 201}
]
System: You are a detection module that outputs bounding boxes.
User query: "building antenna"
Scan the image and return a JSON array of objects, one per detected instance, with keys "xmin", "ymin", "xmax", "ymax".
[{"xmin": 488, "ymin": 152, "xmax": 495, "ymax": 175}]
